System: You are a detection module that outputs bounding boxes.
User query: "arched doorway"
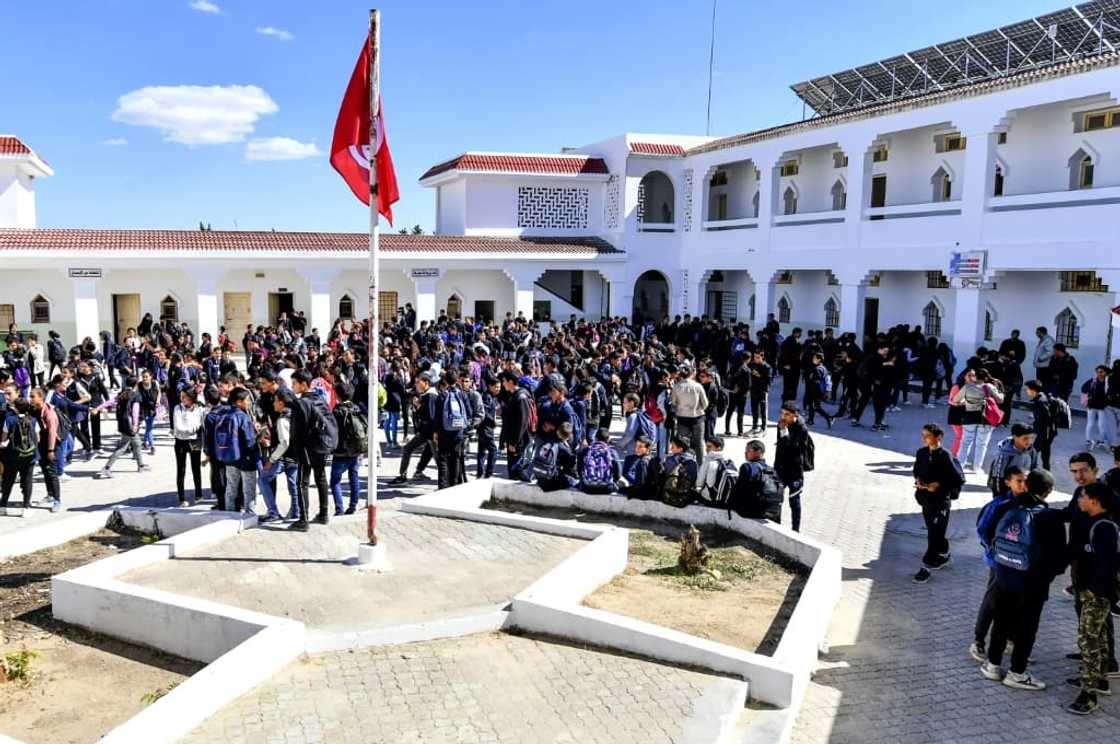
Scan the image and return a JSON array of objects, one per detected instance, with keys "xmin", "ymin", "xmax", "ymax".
[
  {"xmin": 632, "ymin": 270, "xmax": 669, "ymax": 324},
  {"xmin": 446, "ymin": 294, "xmax": 462, "ymax": 319}
]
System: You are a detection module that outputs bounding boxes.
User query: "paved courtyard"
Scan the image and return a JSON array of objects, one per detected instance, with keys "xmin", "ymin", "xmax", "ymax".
[
  {"xmin": 122, "ymin": 510, "xmax": 586, "ymax": 631},
  {"xmin": 181, "ymin": 632, "xmax": 744, "ymax": 744},
  {"xmin": 7, "ymin": 391, "xmax": 1120, "ymax": 742}
]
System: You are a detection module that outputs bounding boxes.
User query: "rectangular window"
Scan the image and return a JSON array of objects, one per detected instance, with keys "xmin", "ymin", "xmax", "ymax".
[
  {"xmin": 832, "ymin": 152, "xmax": 848, "ymax": 168},
  {"xmin": 944, "ymin": 134, "xmax": 967, "ymax": 152},
  {"xmin": 31, "ymin": 297, "xmax": 50, "ymax": 324},
  {"xmin": 1085, "ymin": 112, "xmax": 1110, "ymax": 131},
  {"xmin": 926, "ymin": 271, "xmax": 950, "ymax": 289},
  {"xmin": 779, "ymin": 160, "xmax": 799, "ymax": 177},
  {"xmin": 997, "ymin": 132, "xmax": 1007, "ymax": 144},
  {"xmin": 377, "ymin": 291, "xmax": 397, "ymax": 322},
  {"xmin": 533, "ymin": 300, "xmax": 551, "ymax": 322},
  {"xmin": 872, "ymin": 145, "xmax": 888, "ymax": 162},
  {"xmin": 709, "ymin": 171, "xmax": 728, "ymax": 187},
  {"xmin": 1060, "ymin": 271, "xmax": 1107, "ymax": 292},
  {"xmin": 776, "ymin": 271, "xmax": 793, "ymax": 285}
]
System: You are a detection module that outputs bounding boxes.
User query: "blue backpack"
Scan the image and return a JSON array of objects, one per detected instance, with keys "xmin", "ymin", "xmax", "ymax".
[
  {"xmin": 442, "ymin": 390, "xmax": 468, "ymax": 433},
  {"xmin": 532, "ymin": 441, "xmax": 560, "ymax": 482},
  {"xmin": 976, "ymin": 494, "xmax": 1009, "ymax": 568},
  {"xmin": 213, "ymin": 410, "xmax": 242, "ymax": 464},
  {"xmin": 635, "ymin": 412, "xmax": 657, "ymax": 443},
  {"xmin": 818, "ymin": 365, "xmax": 833, "ymax": 395},
  {"xmin": 992, "ymin": 504, "xmax": 1044, "ymax": 573},
  {"xmin": 581, "ymin": 442, "xmax": 614, "ymax": 489}
]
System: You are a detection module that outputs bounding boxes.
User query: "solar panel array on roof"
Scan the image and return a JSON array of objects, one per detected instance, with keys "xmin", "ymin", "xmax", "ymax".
[{"xmin": 791, "ymin": 1, "xmax": 1120, "ymax": 116}]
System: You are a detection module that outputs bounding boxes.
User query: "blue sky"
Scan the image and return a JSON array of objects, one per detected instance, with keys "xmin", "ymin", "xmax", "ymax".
[{"xmin": 3, "ymin": 0, "xmax": 1069, "ymax": 233}]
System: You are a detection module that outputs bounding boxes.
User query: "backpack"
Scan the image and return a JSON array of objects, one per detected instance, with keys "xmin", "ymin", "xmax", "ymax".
[
  {"xmin": 47, "ymin": 339, "xmax": 66, "ymax": 364},
  {"xmin": 54, "ymin": 406, "xmax": 73, "ymax": 444},
  {"xmin": 947, "ymin": 452, "xmax": 965, "ymax": 500},
  {"xmin": 12, "ymin": 366, "xmax": 29, "ymax": 389},
  {"xmin": 10, "ymin": 415, "xmax": 37, "ymax": 459},
  {"xmin": 983, "ymin": 394, "xmax": 1003, "ymax": 426},
  {"xmin": 730, "ymin": 462, "xmax": 782, "ymax": 518},
  {"xmin": 715, "ymin": 386, "xmax": 729, "ymax": 417},
  {"xmin": 644, "ymin": 392, "xmax": 665, "ymax": 425},
  {"xmin": 1086, "ymin": 520, "xmax": 1120, "ymax": 588},
  {"xmin": 1048, "ymin": 396, "xmax": 1071, "ymax": 431},
  {"xmin": 992, "ymin": 504, "xmax": 1045, "ymax": 573},
  {"xmin": 801, "ymin": 431, "xmax": 816, "ymax": 473},
  {"xmin": 635, "ymin": 411, "xmax": 657, "ymax": 443},
  {"xmin": 213, "ymin": 410, "xmax": 242, "ymax": 465},
  {"xmin": 976, "ymin": 496, "xmax": 1007, "ymax": 568},
  {"xmin": 580, "ymin": 442, "xmax": 614, "ymax": 489},
  {"xmin": 306, "ymin": 397, "xmax": 339, "ymax": 454},
  {"xmin": 519, "ymin": 389, "xmax": 539, "ymax": 434},
  {"xmin": 336, "ymin": 404, "xmax": 368, "ymax": 458},
  {"xmin": 660, "ymin": 457, "xmax": 697, "ymax": 507},
  {"xmin": 818, "ymin": 365, "xmax": 833, "ymax": 395},
  {"xmin": 702, "ymin": 457, "xmax": 737, "ymax": 506},
  {"xmin": 532, "ymin": 441, "xmax": 560, "ymax": 482},
  {"xmin": 441, "ymin": 390, "xmax": 468, "ymax": 432}
]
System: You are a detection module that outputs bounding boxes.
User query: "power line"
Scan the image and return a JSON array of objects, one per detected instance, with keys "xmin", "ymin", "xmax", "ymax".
[{"xmin": 706, "ymin": 0, "xmax": 718, "ymax": 136}]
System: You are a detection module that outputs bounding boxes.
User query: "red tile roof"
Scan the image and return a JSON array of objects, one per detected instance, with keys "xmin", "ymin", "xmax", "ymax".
[
  {"xmin": 0, "ymin": 136, "xmax": 32, "ymax": 156},
  {"xmin": 0, "ymin": 229, "xmax": 620, "ymax": 256},
  {"xmin": 420, "ymin": 153, "xmax": 609, "ymax": 180},
  {"xmin": 629, "ymin": 142, "xmax": 685, "ymax": 156}
]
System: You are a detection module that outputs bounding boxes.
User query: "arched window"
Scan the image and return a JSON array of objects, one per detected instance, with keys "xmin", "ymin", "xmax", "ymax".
[
  {"xmin": 447, "ymin": 294, "xmax": 462, "ymax": 319},
  {"xmin": 984, "ymin": 310, "xmax": 994, "ymax": 341},
  {"xmin": 993, "ymin": 165, "xmax": 1004, "ymax": 197},
  {"xmin": 751, "ymin": 191, "xmax": 760, "ymax": 218},
  {"xmin": 1069, "ymin": 149, "xmax": 1094, "ymax": 190},
  {"xmin": 338, "ymin": 294, "xmax": 355, "ymax": 320},
  {"xmin": 824, "ymin": 297, "xmax": 839, "ymax": 328},
  {"xmin": 782, "ymin": 186, "xmax": 797, "ymax": 215},
  {"xmin": 748, "ymin": 293, "xmax": 756, "ymax": 321},
  {"xmin": 30, "ymin": 295, "xmax": 50, "ymax": 324},
  {"xmin": 159, "ymin": 295, "xmax": 179, "ymax": 323},
  {"xmin": 777, "ymin": 295, "xmax": 791, "ymax": 323},
  {"xmin": 1055, "ymin": 307, "xmax": 1080, "ymax": 348},
  {"xmin": 931, "ymin": 167, "xmax": 952, "ymax": 202},
  {"xmin": 637, "ymin": 171, "xmax": 675, "ymax": 229},
  {"xmin": 830, "ymin": 180, "xmax": 847, "ymax": 211},
  {"xmin": 922, "ymin": 301, "xmax": 942, "ymax": 337}
]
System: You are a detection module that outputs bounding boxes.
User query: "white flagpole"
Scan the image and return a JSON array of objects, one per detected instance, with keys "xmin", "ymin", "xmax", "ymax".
[{"xmin": 366, "ymin": 8, "xmax": 381, "ymax": 546}]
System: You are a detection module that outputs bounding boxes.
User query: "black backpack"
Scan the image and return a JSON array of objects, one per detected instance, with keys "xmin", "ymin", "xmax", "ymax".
[
  {"xmin": 53, "ymin": 405, "xmax": 73, "ymax": 444},
  {"xmin": 1047, "ymin": 396, "xmax": 1071, "ymax": 432},
  {"xmin": 336, "ymin": 403, "xmax": 368, "ymax": 458},
  {"xmin": 801, "ymin": 431, "xmax": 816, "ymax": 473},
  {"xmin": 10, "ymin": 415, "xmax": 37, "ymax": 459},
  {"xmin": 47, "ymin": 339, "xmax": 66, "ymax": 364},
  {"xmin": 305, "ymin": 396, "xmax": 339, "ymax": 455}
]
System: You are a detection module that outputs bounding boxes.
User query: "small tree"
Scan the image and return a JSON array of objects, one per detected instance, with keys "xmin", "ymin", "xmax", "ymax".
[{"xmin": 411, "ymin": 224, "xmax": 423, "ymax": 235}]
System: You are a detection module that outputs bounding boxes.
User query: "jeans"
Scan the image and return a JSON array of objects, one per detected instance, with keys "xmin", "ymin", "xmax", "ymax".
[
  {"xmin": 209, "ymin": 458, "xmax": 228, "ymax": 510},
  {"xmin": 1086, "ymin": 408, "xmax": 1113, "ymax": 444},
  {"xmin": 225, "ymin": 465, "xmax": 258, "ymax": 513},
  {"xmin": 258, "ymin": 460, "xmax": 299, "ymax": 518},
  {"xmin": 55, "ymin": 435, "xmax": 74, "ymax": 476},
  {"xmin": 384, "ymin": 410, "xmax": 400, "ymax": 446},
  {"xmin": 143, "ymin": 414, "xmax": 156, "ymax": 449},
  {"xmin": 330, "ymin": 456, "xmax": 361, "ymax": 512},
  {"xmin": 959, "ymin": 423, "xmax": 993, "ymax": 469},
  {"xmin": 174, "ymin": 439, "xmax": 202, "ymax": 504},
  {"xmin": 476, "ymin": 436, "xmax": 497, "ymax": 478},
  {"xmin": 782, "ymin": 477, "xmax": 804, "ymax": 532},
  {"xmin": 105, "ymin": 433, "xmax": 144, "ymax": 470}
]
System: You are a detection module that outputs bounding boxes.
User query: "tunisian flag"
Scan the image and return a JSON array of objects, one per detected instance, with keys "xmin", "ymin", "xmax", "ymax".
[{"xmin": 330, "ymin": 34, "xmax": 399, "ymax": 225}]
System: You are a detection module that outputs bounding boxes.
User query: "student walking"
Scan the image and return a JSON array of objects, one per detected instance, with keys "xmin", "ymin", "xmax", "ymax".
[
  {"xmin": 911, "ymin": 423, "xmax": 964, "ymax": 583},
  {"xmin": 0, "ymin": 398, "xmax": 38, "ymax": 516},
  {"xmin": 98, "ymin": 379, "xmax": 150, "ymax": 478},
  {"xmin": 171, "ymin": 388, "xmax": 205, "ymax": 506},
  {"xmin": 775, "ymin": 402, "xmax": 812, "ymax": 532},
  {"xmin": 216, "ymin": 388, "xmax": 259, "ymax": 515},
  {"xmin": 28, "ymin": 387, "xmax": 63, "ymax": 513},
  {"xmin": 330, "ymin": 382, "xmax": 367, "ymax": 515},
  {"xmin": 953, "ymin": 368, "xmax": 1003, "ymax": 471}
]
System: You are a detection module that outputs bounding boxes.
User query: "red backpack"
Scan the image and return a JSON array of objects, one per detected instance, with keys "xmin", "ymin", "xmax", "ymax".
[
  {"xmin": 520, "ymin": 389, "xmax": 539, "ymax": 434},
  {"xmin": 644, "ymin": 392, "xmax": 665, "ymax": 425}
]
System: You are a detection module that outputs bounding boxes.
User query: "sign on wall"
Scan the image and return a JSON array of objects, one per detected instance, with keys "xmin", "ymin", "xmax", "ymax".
[
  {"xmin": 68, "ymin": 268, "xmax": 102, "ymax": 278},
  {"xmin": 948, "ymin": 251, "xmax": 985, "ymax": 280},
  {"xmin": 410, "ymin": 268, "xmax": 440, "ymax": 279}
]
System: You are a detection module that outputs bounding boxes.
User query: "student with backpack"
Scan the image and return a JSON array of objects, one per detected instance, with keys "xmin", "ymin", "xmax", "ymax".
[
  {"xmin": 390, "ymin": 373, "xmax": 438, "ymax": 486},
  {"xmin": 499, "ymin": 371, "xmax": 536, "ymax": 481},
  {"xmin": 660, "ymin": 435, "xmax": 699, "ymax": 507},
  {"xmin": 579, "ymin": 429, "xmax": 621, "ymax": 494},
  {"xmin": 217, "ymin": 388, "xmax": 259, "ymax": 515},
  {"xmin": 46, "ymin": 330, "xmax": 67, "ymax": 381},
  {"xmin": 775, "ymin": 402, "xmax": 813, "ymax": 531},
  {"xmin": 258, "ymin": 390, "xmax": 299, "ymax": 523},
  {"xmin": 617, "ymin": 393, "xmax": 656, "ymax": 457},
  {"xmin": 329, "ymin": 382, "xmax": 367, "ymax": 515},
  {"xmin": 730, "ymin": 440, "xmax": 783, "ymax": 521},
  {"xmin": 747, "ymin": 350, "xmax": 773, "ymax": 435},
  {"xmin": 0, "ymin": 398, "xmax": 38, "ymax": 516},
  {"xmin": 724, "ymin": 359, "xmax": 751, "ymax": 437},
  {"xmin": 534, "ymin": 421, "xmax": 578, "ymax": 492},
  {"xmin": 1024, "ymin": 379, "xmax": 1062, "ymax": 470},
  {"xmin": 697, "ymin": 435, "xmax": 736, "ymax": 506},
  {"xmin": 970, "ymin": 465, "xmax": 1032, "ymax": 663},
  {"xmin": 979, "ymin": 464, "xmax": 1067, "ymax": 691},
  {"xmin": 27, "ymin": 387, "xmax": 63, "ymax": 513},
  {"xmin": 620, "ymin": 435, "xmax": 657, "ymax": 500},
  {"xmin": 436, "ymin": 369, "xmax": 470, "ymax": 488},
  {"xmin": 200, "ymin": 386, "xmax": 230, "ymax": 511},
  {"xmin": 475, "ymin": 379, "xmax": 500, "ymax": 479},
  {"xmin": 97, "ymin": 378, "xmax": 150, "ymax": 479},
  {"xmin": 1066, "ymin": 481, "xmax": 1119, "ymax": 714},
  {"xmin": 293, "ymin": 370, "xmax": 336, "ymax": 524},
  {"xmin": 986, "ymin": 423, "xmax": 1041, "ymax": 498},
  {"xmin": 911, "ymin": 423, "xmax": 965, "ymax": 583},
  {"xmin": 802, "ymin": 352, "xmax": 835, "ymax": 429}
]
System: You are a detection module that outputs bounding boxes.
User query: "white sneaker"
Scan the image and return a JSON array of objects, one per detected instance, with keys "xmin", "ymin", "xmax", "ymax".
[
  {"xmin": 0, "ymin": 507, "xmax": 7, "ymax": 517},
  {"xmin": 1003, "ymin": 671, "xmax": 1045, "ymax": 691},
  {"xmin": 969, "ymin": 642, "xmax": 986, "ymax": 663},
  {"xmin": 980, "ymin": 661, "xmax": 1003, "ymax": 681},
  {"xmin": 14, "ymin": 507, "xmax": 25, "ymax": 518},
  {"xmin": 50, "ymin": 500, "xmax": 63, "ymax": 514}
]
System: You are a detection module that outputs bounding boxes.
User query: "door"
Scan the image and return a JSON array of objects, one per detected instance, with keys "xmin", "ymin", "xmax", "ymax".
[
  {"xmin": 0, "ymin": 304, "xmax": 13, "ymax": 331},
  {"xmin": 869, "ymin": 175, "xmax": 887, "ymax": 221},
  {"xmin": 474, "ymin": 300, "xmax": 495, "ymax": 323},
  {"xmin": 863, "ymin": 297, "xmax": 880, "ymax": 343},
  {"xmin": 113, "ymin": 293, "xmax": 141, "ymax": 342},
  {"xmin": 447, "ymin": 295, "xmax": 462, "ymax": 319},
  {"xmin": 223, "ymin": 292, "xmax": 253, "ymax": 341},
  {"xmin": 268, "ymin": 292, "xmax": 293, "ymax": 325}
]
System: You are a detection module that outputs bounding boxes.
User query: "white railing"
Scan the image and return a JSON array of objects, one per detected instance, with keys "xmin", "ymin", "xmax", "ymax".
[
  {"xmin": 988, "ymin": 185, "xmax": 1120, "ymax": 210},
  {"xmin": 864, "ymin": 200, "xmax": 961, "ymax": 219},
  {"xmin": 701, "ymin": 216, "xmax": 759, "ymax": 231},
  {"xmin": 772, "ymin": 209, "xmax": 845, "ymax": 225}
]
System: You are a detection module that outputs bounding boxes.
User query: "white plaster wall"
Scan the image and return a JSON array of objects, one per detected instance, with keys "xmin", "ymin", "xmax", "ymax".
[
  {"xmin": 0, "ymin": 269, "xmax": 78, "ymax": 343},
  {"xmin": 866, "ymin": 271, "xmax": 958, "ymax": 343},
  {"xmin": 0, "ymin": 168, "xmax": 36, "ymax": 228},
  {"xmin": 876, "ymin": 125, "xmax": 967, "ymax": 206},
  {"xmin": 436, "ymin": 270, "xmax": 514, "ymax": 320},
  {"xmin": 1002, "ymin": 98, "xmax": 1120, "ymax": 194},
  {"xmin": 462, "ymin": 175, "xmax": 604, "ymax": 236},
  {"xmin": 96, "ymin": 269, "xmax": 199, "ymax": 335},
  {"xmin": 436, "ymin": 180, "xmax": 466, "ymax": 234},
  {"xmin": 218, "ymin": 268, "xmax": 308, "ymax": 330},
  {"xmin": 704, "ymin": 159, "xmax": 756, "ymax": 220},
  {"xmin": 778, "ymin": 147, "xmax": 838, "ymax": 214}
]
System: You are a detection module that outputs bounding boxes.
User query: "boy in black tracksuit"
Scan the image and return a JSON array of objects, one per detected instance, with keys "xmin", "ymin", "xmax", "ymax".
[
  {"xmin": 980, "ymin": 479, "xmax": 1067, "ymax": 690},
  {"xmin": 476, "ymin": 380, "xmax": 500, "ymax": 479},
  {"xmin": 911, "ymin": 424, "xmax": 964, "ymax": 583},
  {"xmin": 747, "ymin": 352, "xmax": 772, "ymax": 434}
]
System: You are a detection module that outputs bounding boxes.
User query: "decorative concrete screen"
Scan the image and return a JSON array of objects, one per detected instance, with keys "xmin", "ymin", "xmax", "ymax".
[{"xmin": 517, "ymin": 186, "xmax": 589, "ymax": 229}]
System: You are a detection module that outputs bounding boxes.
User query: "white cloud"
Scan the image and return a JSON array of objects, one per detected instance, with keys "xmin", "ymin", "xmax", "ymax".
[
  {"xmin": 245, "ymin": 137, "xmax": 321, "ymax": 161},
  {"xmin": 189, "ymin": 1, "xmax": 221, "ymax": 13},
  {"xmin": 111, "ymin": 85, "xmax": 278, "ymax": 146},
  {"xmin": 256, "ymin": 26, "xmax": 295, "ymax": 41},
  {"xmin": 102, "ymin": 137, "xmax": 128, "ymax": 146}
]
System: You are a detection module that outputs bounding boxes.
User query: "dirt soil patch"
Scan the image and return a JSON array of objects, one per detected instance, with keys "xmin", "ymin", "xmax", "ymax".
[
  {"xmin": 0, "ymin": 529, "xmax": 203, "ymax": 744},
  {"xmin": 485, "ymin": 500, "xmax": 806, "ymax": 654}
]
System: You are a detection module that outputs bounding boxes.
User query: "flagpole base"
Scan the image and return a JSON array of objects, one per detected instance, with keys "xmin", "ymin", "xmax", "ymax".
[{"xmin": 356, "ymin": 542, "xmax": 392, "ymax": 573}]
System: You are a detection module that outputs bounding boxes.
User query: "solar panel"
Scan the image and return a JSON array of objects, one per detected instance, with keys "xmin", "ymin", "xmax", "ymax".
[{"xmin": 791, "ymin": 2, "xmax": 1120, "ymax": 116}]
